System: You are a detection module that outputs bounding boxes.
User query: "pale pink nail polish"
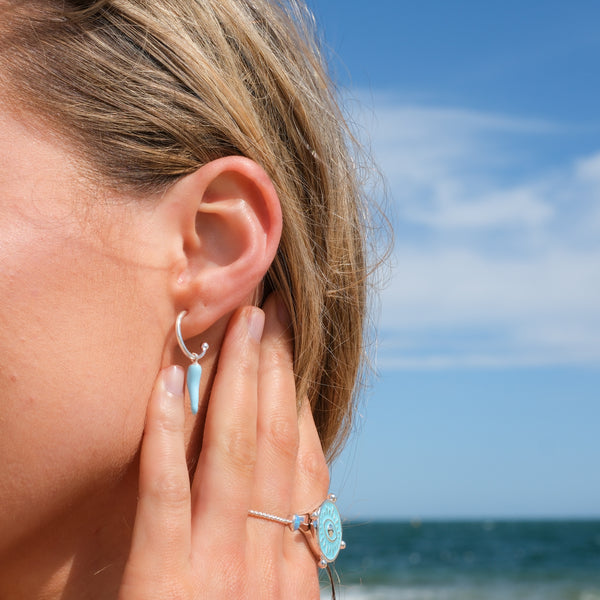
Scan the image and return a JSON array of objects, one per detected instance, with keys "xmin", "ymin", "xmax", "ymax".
[
  {"xmin": 247, "ymin": 309, "xmax": 265, "ymax": 342},
  {"xmin": 163, "ymin": 365, "xmax": 184, "ymax": 397}
]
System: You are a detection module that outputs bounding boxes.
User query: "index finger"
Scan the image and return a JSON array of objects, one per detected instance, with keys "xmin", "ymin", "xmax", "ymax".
[{"xmin": 127, "ymin": 365, "xmax": 191, "ymax": 570}]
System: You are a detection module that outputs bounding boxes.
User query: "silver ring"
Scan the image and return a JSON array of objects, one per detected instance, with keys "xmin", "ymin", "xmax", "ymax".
[{"xmin": 248, "ymin": 494, "xmax": 346, "ymax": 568}]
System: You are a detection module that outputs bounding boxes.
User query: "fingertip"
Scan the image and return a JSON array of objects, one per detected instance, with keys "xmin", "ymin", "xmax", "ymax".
[
  {"xmin": 246, "ymin": 306, "xmax": 265, "ymax": 343},
  {"xmin": 162, "ymin": 365, "xmax": 185, "ymax": 398},
  {"xmin": 146, "ymin": 366, "xmax": 186, "ymax": 433}
]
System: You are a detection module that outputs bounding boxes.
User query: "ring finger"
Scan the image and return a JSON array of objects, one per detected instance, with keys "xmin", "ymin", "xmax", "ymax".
[{"xmin": 248, "ymin": 295, "xmax": 298, "ymax": 546}]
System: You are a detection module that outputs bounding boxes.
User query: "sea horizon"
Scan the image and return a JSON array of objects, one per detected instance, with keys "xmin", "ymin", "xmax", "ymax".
[
  {"xmin": 321, "ymin": 518, "xmax": 600, "ymax": 600},
  {"xmin": 345, "ymin": 516, "xmax": 600, "ymax": 523}
]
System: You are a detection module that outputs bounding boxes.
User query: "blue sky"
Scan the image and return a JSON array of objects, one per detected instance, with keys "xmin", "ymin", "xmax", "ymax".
[{"xmin": 308, "ymin": 0, "xmax": 600, "ymax": 519}]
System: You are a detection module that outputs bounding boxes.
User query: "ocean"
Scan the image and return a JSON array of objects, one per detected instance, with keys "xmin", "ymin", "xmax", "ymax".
[{"xmin": 321, "ymin": 520, "xmax": 600, "ymax": 599}]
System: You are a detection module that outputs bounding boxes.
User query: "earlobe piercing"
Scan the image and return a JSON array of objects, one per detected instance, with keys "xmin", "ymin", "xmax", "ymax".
[{"xmin": 175, "ymin": 311, "xmax": 209, "ymax": 415}]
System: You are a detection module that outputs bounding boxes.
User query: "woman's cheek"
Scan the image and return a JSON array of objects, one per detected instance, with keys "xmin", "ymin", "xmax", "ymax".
[{"xmin": 0, "ymin": 223, "xmax": 162, "ymax": 552}]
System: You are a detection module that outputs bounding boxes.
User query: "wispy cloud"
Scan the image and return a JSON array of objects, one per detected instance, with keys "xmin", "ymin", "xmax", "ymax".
[{"xmin": 358, "ymin": 96, "xmax": 600, "ymax": 368}]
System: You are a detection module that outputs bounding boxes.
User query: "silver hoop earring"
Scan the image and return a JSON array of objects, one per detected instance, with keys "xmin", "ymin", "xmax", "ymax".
[{"xmin": 175, "ymin": 310, "xmax": 209, "ymax": 415}]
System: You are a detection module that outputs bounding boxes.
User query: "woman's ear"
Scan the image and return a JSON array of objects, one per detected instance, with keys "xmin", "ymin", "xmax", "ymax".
[{"xmin": 165, "ymin": 156, "xmax": 282, "ymax": 336}]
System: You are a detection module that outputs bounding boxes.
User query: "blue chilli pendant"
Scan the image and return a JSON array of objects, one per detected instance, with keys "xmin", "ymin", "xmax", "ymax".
[{"xmin": 187, "ymin": 362, "xmax": 202, "ymax": 415}]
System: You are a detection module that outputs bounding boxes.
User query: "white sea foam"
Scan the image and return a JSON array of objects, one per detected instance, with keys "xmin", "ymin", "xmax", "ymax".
[
  {"xmin": 321, "ymin": 587, "xmax": 435, "ymax": 600},
  {"xmin": 322, "ymin": 583, "xmax": 600, "ymax": 600}
]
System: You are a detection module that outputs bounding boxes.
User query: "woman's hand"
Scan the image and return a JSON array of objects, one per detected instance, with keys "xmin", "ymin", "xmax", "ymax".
[{"xmin": 118, "ymin": 295, "xmax": 330, "ymax": 599}]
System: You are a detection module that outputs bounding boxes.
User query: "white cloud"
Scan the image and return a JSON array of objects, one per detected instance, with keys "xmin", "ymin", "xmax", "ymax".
[
  {"xmin": 576, "ymin": 153, "xmax": 600, "ymax": 182},
  {"xmin": 355, "ymin": 101, "xmax": 565, "ymax": 233},
  {"xmin": 379, "ymin": 246, "xmax": 600, "ymax": 368},
  {"xmin": 360, "ymin": 97, "xmax": 600, "ymax": 368},
  {"xmin": 401, "ymin": 185, "xmax": 554, "ymax": 229}
]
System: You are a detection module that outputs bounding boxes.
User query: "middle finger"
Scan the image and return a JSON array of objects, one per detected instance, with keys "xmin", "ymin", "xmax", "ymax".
[{"xmin": 191, "ymin": 307, "xmax": 264, "ymax": 549}]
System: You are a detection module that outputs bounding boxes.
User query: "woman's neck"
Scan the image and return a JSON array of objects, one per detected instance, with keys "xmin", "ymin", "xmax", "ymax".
[{"xmin": 0, "ymin": 463, "xmax": 138, "ymax": 600}]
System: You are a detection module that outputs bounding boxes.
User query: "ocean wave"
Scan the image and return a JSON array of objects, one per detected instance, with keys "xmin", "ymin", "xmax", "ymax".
[{"xmin": 321, "ymin": 586, "xmax": 437, "ymax": 600}]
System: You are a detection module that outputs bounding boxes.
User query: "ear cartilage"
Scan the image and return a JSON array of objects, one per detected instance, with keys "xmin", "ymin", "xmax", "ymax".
[{"xmin": 175, "ymin": 311, "xmax": 209, "ymax": 415}]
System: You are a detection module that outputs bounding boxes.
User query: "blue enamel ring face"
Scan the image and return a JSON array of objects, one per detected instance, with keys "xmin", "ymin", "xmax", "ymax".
[{"xmin": 315, "ymin": 499, "xmax": 343, "ymax": 562}]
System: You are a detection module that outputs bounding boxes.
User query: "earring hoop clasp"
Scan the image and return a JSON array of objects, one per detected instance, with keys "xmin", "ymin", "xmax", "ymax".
[{"xmin": 176, "ymin": 311, "xmax": 209, "ymax": 363}]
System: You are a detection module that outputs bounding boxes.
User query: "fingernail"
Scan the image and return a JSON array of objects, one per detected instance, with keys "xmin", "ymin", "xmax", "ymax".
[
  {"xmin": 163, "ymin": 365, "xmax": 184, "ymax": 397},
  {"xmin": 247, "ymin": 308, "xmax": 265, "ymax": 343}
]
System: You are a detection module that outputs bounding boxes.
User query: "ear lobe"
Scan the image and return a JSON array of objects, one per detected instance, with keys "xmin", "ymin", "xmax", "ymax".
[{"xmin": 169, "ymin": 156, "xmax": 282, "ymax": 335}]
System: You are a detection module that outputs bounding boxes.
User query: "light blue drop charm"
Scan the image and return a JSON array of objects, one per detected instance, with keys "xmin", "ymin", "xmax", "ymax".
[
  {"xmin": 187, "ymin": 362, "xmax": 202, "ymax": 415},
  {"xmin": 175, "ymin": 311, "xmax": 209, "ymax": 417}
]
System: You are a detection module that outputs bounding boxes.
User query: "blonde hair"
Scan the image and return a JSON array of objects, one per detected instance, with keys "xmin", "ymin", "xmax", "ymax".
[{"xmin": 0, "ymin": 0, "xmax": 373, "ymax": 460}]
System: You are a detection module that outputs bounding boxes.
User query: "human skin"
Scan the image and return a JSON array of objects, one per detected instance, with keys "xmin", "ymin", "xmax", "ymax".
[{"xmin": 0, "ymin": 105, "xmax": 328, "ymax": 598}]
